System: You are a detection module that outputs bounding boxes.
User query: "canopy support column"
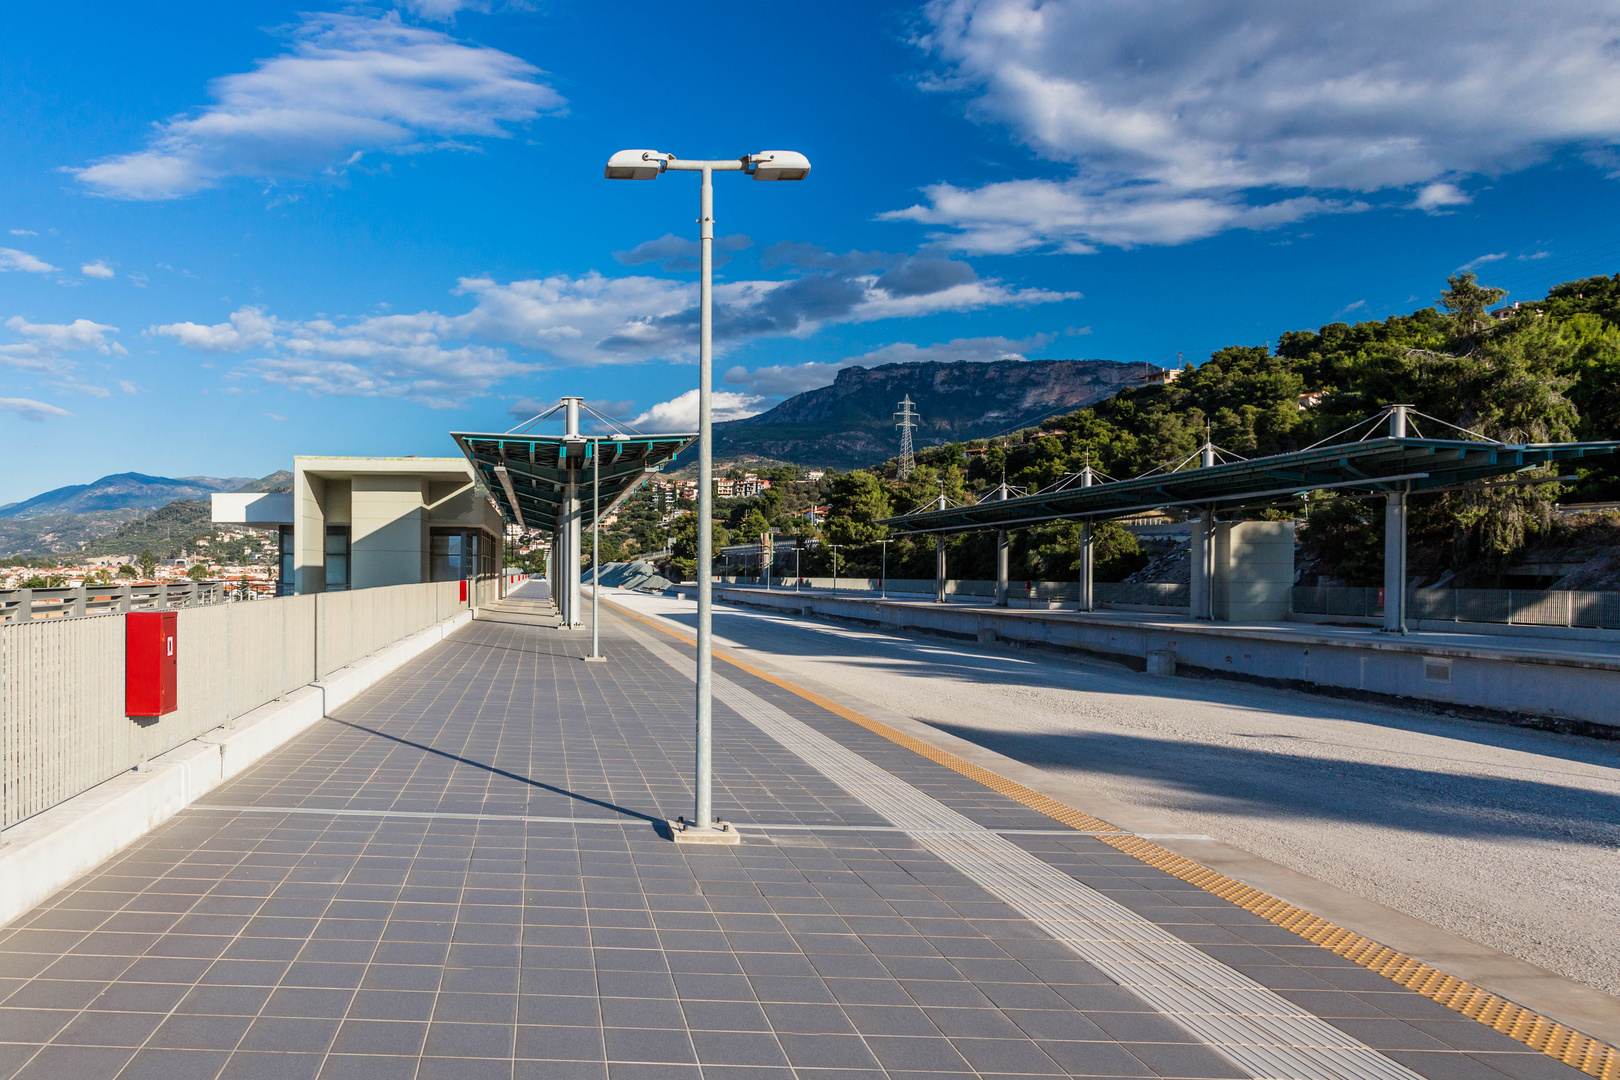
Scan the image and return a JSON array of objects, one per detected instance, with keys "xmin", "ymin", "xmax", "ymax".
[
  {"xmin": 565, "ymin": 483, "xmax": 582, "ymax": 626},
  {"xmin": 995, "ymin": 530, "xmax": 1009, "ymax": 607},
  {"xmin": 1078, "ymin": 522, "xmax": 1093, "ymax": 612},
  {"xmin": 1190, "ymin": 508, "xmax": 1214, "ymax": 620},
  {"xmin": 935, "ymin": 535, "xmax": 947, "ymax": 603},
  {"xmin": 1384, "ymin": 488, "xmax": 1408, "ymax": 634}
]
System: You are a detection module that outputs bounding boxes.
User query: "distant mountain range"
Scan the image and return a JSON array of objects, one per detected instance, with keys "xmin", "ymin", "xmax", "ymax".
[
  {"xmin": 0, "ymin": 470, "xmax": 292, "ymax": 559},
  {"xmin": 712, "ymin": 359, "xmax": 1152, "ymax": 470},
  {"xmin": 0, "ymin": 472, "xmax": 259, "ymax": 520}
]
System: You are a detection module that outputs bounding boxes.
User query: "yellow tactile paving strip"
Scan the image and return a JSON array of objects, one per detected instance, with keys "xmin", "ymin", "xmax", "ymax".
[{"xmin": 602, "ymin": 597, "xmax": 1620, "ymax": 1080}]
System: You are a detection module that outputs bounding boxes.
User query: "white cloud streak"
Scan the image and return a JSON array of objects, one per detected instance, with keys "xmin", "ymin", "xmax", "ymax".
[
  {"xmin": 80, "ymin": 261, "xmax": 115, "ymax": 279},
  {"xmin": 70, "ymin": 12, "xmax": 563, "ymax": 200},
  {"xmin": 0, "ymin": 397, "xmax": 72, "ymax": 421},
  {"xmin": 898, "ymin": 0, "xmax": 1620, "ymax": 251},
  {"xmin": 155, "ymin": 254, "xmax": 1073, "ymax": 406},
  {"xmin": 0, "ymin": 316, "xmax": 127, "ymax": 375},
  {"xmin": 0, "ymin": 248, "xmax": 58, "ymax": 273},
  {"xmin": 153, "ymin": 306, "xmax": 279, "ymax": 352},
  {"xmin": 630, "ymin": 388, "xmax": 769, "ymax": 431}
]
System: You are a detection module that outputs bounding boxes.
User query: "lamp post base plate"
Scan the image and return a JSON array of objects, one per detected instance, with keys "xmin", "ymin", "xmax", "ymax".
[{"xmin": 669, "ymin": 819, "xmax": 742, "ymax": 845}]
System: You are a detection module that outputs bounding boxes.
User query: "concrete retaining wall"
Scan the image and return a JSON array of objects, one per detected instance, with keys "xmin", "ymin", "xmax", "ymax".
[{"xmin": 0, "ymin": 607, "xmax": 473, "ymax": 928}]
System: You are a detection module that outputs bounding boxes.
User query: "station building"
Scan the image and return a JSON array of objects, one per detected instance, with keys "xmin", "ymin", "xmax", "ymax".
[{"xmin": 210, "ymin": 456, "xmax": 504, "ymax": 599}]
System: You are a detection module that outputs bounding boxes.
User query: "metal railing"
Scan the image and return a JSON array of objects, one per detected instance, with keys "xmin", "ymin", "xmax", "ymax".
[
  {"xmin": 715, "ymin": 576, "xmax": 1191, "ymax": 609},
  {"xmin": 0, "ymin": 579, "xmax": 465, "ymax": 830},
  {"xmin": 1292, "ymin": 586, "xmax": 1620, "ymax": 629},
  {"xmin": 0, "ymin": 581, "xmax": 226, "ymax": 623}
]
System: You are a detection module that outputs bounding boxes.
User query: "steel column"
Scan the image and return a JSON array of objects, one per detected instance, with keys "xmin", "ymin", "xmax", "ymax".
[
  {"xmin": 1384, "ymin": 489, "xmax": 1408, "ymax": 633},
  {"xmin": 693, "ymin": 164, "xmax": 716, "ymax": 833}
]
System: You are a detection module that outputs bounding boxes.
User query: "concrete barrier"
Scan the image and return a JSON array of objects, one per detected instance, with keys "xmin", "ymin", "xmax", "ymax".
[
  {"xmin": 714, "ymin": 587, "xmax": 1620, "ymax": 734},
  {"xmin": 0, "ymin": 608, "xmax": 473, "ymax": 928}
]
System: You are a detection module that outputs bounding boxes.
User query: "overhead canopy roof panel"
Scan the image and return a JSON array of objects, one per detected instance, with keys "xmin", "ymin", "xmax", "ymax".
[
  {"xmin": 880, "ymin": 437, "xmax": 1620, "ymax": 536},
  {"xmin": 450, "ymin": 431, "xmax": 696, "ymax": 532}
]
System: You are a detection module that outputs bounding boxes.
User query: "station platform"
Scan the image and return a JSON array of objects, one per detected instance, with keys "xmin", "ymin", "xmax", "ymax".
[
  {"xmin": 0, "ymin": 582, "xmax": 1612, "ymax": 1080},
  {"xmin": 710, "ymin": 585, "xmax": 1620, "ymax": 734}
]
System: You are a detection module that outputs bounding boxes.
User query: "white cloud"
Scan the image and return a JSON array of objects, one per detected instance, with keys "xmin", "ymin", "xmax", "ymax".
[
  {"xmin": 153, "ymin": 305, "xmax": 278, "ymax": 351},
  {"xmin": 449, "ymin": 260, "xmax": 1073, "ymax": 366},
  {"xmin": 9, "ymin": 229, "xmax": 38, "ymax": 237},
  {"xmin": 902, "ymin": 0, "xmax": 1620, "ymax": 251},
  {"xmin": 1457, "ymin": 252, "xmax": 1507, "ymax": 273},
  {"xmin": 630, "ymin": 388, "xmax": 769, "ymax": 432},
  {"xmin": 0, "ymin": 315, "xmax": 125, "ymax": 376},
  {"xmin": 724, "ymin": 333, "xmax": 1057, "ymax": 396},
  {"xmin": 118, "ymin": 380, "xmax": 138, "ymax": 394},
  {"xmin": 69, "ymin": 12, "xmax": 563, "ymax": 200},
  {"xmin": 0, "ymin": 248, "xmax": 58, "ymax": 273},
  {"xmin": 158, "ymin": 256, "xmax": 1072, "ymax": 404},
  {"xmin": 0, "ymin": 397, "xmax": 72, "ymax": 421},
  {"xmin": 1412, "ymin": 182, "xmax": 1472, "ymax": 212},
  {"xmin": 262, "ymin": 412, "xmax": 288, "ymax": 421},
  {"xmin": 80, "ymin": 261, "xmax": 115, "ymax": 279}
]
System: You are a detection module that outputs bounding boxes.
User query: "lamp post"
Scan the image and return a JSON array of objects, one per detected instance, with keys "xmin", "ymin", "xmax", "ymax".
[{"xmin": 605, "ymin": 149, "xmax": 811, "ymax": 839}]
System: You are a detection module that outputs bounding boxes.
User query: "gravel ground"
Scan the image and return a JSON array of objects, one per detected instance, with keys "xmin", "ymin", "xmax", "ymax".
[{"xmin": 612, "ymin": 591, "xmax": 1620, "ymax": 998}]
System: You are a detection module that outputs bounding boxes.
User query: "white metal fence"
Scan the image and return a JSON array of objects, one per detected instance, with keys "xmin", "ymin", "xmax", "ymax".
[
  {"xmin": 0, "ymin": 579, "xmax": 465, "ymax": 829},
  {"xmin": 1293, "ymin": 586, "xmax": 1620, "ymax": 629},
  {"xmin": 0, "ymin": 581, "xmax": 226, "ymax": 622}
]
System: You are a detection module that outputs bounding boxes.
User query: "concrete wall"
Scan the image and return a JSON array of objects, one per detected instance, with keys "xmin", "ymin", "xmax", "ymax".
[
  {"xmin": 1214, "ymin": 520, "xmax": 1295, "ymax": 622},
  {"xmin": 0, "ymin": 579, "xmax": 466, "ymax": 830},
  {"xmin": 294, "ymin": 470, "xmax": 327, "ymax": 594},
  {"xmin": 352, "ymin": 474, "xmax": 428, "ymax": 590}
]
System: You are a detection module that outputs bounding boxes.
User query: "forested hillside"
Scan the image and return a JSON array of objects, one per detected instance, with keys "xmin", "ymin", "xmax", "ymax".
[
  {"xmin": 814, "ymin": 272, "xmax": 1620, "ymax": 588},
  {"xmin": 576, "ymin": 272, "xmax": 1620, "ymax": 590}
]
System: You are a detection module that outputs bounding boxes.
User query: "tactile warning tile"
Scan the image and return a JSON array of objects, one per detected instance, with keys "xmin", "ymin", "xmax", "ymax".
[{"xmin": 606, "ymin": 597, "xmax": 1620, "ymax": 1080}]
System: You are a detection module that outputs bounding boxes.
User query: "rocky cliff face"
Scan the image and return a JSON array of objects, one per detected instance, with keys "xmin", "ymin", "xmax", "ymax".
[{"xmin": 713, "ymin": 359, "xmax": 1150, "ymax": 469}]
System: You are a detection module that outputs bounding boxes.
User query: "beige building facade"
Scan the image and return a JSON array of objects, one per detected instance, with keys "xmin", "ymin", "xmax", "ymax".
[{"xmin": 213, "ymin": 456, "xmax": 504, "ymax": 600}]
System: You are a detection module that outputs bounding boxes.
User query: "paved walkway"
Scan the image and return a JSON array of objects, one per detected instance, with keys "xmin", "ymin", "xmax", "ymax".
[{"xmin": 0, "ymin": 584, "xmax": 1600, "ymax": 1080}]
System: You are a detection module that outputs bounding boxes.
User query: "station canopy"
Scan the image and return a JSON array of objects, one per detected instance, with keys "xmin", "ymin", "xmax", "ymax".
[
  {"xmin": 451, "ymin": 431, "xmax": 696, "ymax": 533},
  {"xmin": 880, "ymin": 435, "xmax": 1620, "ymax": 536}
]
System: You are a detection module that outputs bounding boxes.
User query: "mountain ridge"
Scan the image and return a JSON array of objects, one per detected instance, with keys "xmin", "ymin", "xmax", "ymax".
[
  {"xmin": 0, "ymin": 472, "xmax": 259, "ymax": 520},
  {"xmin": 711, "ymin": 358, "xmax": 1152, "ymax": 469}
]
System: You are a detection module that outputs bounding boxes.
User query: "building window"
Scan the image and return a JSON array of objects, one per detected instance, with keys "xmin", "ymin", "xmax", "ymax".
[
  {"xmin": 432, "ymin": 529, "xmax": 482, "ymax": 582},
  {"xmin": 278, "ymin": 526, "xmax": 295, "ymax": 595},
  {"xmin": 325, "ymin": 525, "xmax": 351, "ymax": 590}
]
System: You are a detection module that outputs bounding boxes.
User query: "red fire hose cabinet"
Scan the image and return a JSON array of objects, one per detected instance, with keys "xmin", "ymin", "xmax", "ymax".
[{"xmin": 126, "ymin": 611, "xmax": 178, "ymax": 717}]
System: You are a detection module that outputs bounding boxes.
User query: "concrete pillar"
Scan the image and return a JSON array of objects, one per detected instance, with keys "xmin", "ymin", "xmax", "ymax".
[
  {"xmin": 935, "ymin": 535, "xmax": 947, "ymax": 603},
  {"xmin": 565, "ymin": 484, "xmax": 582, "ymax": 626},
  {"xmin": 1190, "ymin": 508, "xmax": 1214, "ymax": 619},
  {"xmin": 1078, "ymin": 522, "xmax": 1093, "ymax": 611},
  {"xmin": 995, "ymin": 530, "xmax": 1009, "ymax": 606},
  {"xmin": 1384, "ymin": 490, "xmax": 1407, "ymax": 633}
]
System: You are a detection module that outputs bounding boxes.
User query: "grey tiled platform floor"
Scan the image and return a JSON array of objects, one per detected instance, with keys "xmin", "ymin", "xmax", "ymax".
[{"xmin": 0, "ymin": 586, "xmax": 1583, "ymax": 1080}]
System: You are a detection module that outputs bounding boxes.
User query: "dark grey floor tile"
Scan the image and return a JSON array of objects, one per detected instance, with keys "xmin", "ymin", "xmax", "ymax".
[
  {"xmin": 115, "ymin": 1047, "xmax": 232, "ymax": 1080},
  {"xmin": 217, "ymin": 1051, "xmax": 323, "ymax": 1080},
  {"xmin": 11, "ymin": 1045, "xmax": 134, "ymax": 1080},
  {"xmin": 689, "ymin": 1029, "xmax": 790, "ymax": 1066},
  {"xmin": 774, "ymin": 1032, "xmax": 882, "ymax": 1070}
]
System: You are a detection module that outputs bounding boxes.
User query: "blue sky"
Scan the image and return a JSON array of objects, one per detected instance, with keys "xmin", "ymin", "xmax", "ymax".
[{"xmin": 4, "ymin": 0, "xmax": 1620, "ymax": 503}]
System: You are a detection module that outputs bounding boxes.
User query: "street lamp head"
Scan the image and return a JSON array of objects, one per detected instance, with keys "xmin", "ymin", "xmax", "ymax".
[
  {"xmin": 604, "ymin": 149, "xmax": 670, "ymax": 180},
  {"xmin": 748, "ymin": 150, "xmax": 811, "ymax": 181}
]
